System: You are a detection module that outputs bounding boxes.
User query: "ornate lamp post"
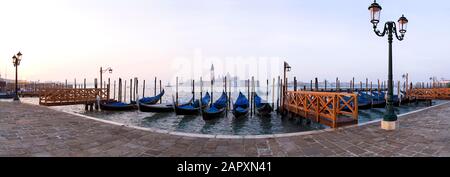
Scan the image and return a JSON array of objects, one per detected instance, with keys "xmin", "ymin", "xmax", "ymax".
[
  {"xmin": 369, "ymin": 0, "xmax": 409, "ymax": 130},
  {"xmin": 12, "ymin": 52, "xmax": 22, "ymax": 101},
  {"xmin": 282, "ymin": 61, "xmax": 291, "ymax": 112},
  {"xmin": 99, "ymin": 67, "xmax": 112, "ymax": 96},
  {"xmin": 100, "ymin": 67, "xmax": 113, "ymax": 89}
]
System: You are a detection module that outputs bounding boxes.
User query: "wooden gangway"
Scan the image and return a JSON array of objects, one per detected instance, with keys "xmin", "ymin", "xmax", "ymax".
[
  {"xmin": 39, "ymin": 88, "xmax": 109, "ymax": 106},
  {"xmin": 407, "ymin": 88, "xmax": 450, "ymax": 100},
  {"xmin": 283, "ymin": 91, "xmax": 358, "ymax": 128}
]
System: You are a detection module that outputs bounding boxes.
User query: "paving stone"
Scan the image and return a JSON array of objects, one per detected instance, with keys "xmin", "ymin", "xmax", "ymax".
[{"xmin": 0, "ymin": 101, "xmax": 449, "ymax": 157}]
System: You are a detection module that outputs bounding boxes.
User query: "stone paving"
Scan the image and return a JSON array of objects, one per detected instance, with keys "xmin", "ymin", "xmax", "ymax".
[{"xmin": 0, "ymin": 101, "xmax": 449, "ymax": 157}]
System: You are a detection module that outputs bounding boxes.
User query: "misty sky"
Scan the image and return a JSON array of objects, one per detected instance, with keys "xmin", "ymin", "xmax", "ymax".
[{"xmin": 0, "ymin": 0, "xmax": 449, "ymax": 84}]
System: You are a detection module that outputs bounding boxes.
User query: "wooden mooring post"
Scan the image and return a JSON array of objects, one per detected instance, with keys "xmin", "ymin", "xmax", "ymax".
[
  {"xmin": 267, "ymin": 79, "xmax": 269, "ymax": 101},
  {"xmin": 352, "ymin": 77, "xmax": 355, "ymax": 92},
  {"xmin": 118, "ymin": 78, "xmax": 122, "ymax": 102},
  {"xmin": 211, "ymin": 76, "xmax": 214, "ymax": 105},
  {"xmin": 360, "ymin": 81, "xmax": 363, "ymax": 92},
  {"xmin": 228, "ymin": 78, "xmax": 231, "ymax": 111},
  {"xmin": 224, "ymin": 77, "xmax": 228, "ymax": 115},
  {"xmin": 252, "ymin": 77, "xmax": 255, "ymax": 116},
  {"xmin": 315, "ymin": 77, "xmax": 318, "ymax": 91},
  {"xmin": 159, "ymin": 80, "xmax": 162, "ymax": 104},
  {"xmin": 200, "ymin": 77, "xmax": 203, "ymax": 105},
  {"xmin": 154, "ymin": 77, "xmax": 157, "ymax": 96},
  {"xmin": 129, "ymin": 79, "xmax": 132, "ymax": 102},
  {"xmin": 176, "ymin": 77, "xmax": 179, "ymax": 104},
  {"xmin": 293, "ymin": 77, "xmax": 297, "ymax": 91},
  {"xmin": 142, "ymin": 80, "xmax": 145, "ymax": 98},
  {"xmin": 108, "ymin": 78, "xmax": 110, "ymax": 100},
  {"xmin": 192, "ymin": 79, "xmax": 195, "ymax": 103},
  {"xmin": 124, "ymin": 80, "xmax": 127, "ymax": 103},
  {"xmin": 248, "ymin": 79, "xmax": 251, "ymax": 116},
  {"xmin": 277, "ymin": 76, "xmax": 280, "ymax": 113},
  {"xmin": 366, "ymin": 78, "xmax": 368, "ymax": 92},
  {"xmin": 94, "ymin": 78, "xmax": 98, "ymax": 110},
  {"xmin": 335, "ymin": 77, "xmax": 338, "ymax": 92},
  {"xmin": 272, "ymin": 78, "xmax": 275, "ymax": 108},
  {"xmin": 378, "ymin": 79, "xmax": 381, "ymax": 95}
]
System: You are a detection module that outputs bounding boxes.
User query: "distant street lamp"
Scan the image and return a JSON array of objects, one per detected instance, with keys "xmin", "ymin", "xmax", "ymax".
[
  {"xmin": 99, "ymin": 67, "xmax": 113, "ymax": 91},
  {"xmin": 282, "ymin": 61, "xmax": 291, "ymax": 112},
  {"xmin": 369, "ymin": 0, "xmax": 409, "ymax": 130},
  {"xmin": 12, "ymin": 51, "xmax": 22, "ymax": 101}
]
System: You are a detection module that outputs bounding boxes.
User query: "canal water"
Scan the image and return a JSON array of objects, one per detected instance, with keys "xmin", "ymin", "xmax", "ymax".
[{"xmin": 16, "ymin": 87, "xmax": 446, "ymax": 135}]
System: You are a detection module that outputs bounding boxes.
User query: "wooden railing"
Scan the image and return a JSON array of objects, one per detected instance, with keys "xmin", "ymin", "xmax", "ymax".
[
  {"xmin": 39, "ymin": 88, "xmax": 108, "ymax": 106},
  {"xmin": 284, "ymin": 91, "xmax": 358, "ymax": 128},
  {"xmin": 407, "ymin": 88, "xmax": 450, "ymax": 100}
]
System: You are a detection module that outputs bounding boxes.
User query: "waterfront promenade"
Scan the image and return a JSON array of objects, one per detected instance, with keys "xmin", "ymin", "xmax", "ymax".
[{"xmin": 0, "ymin": 101, "xmax": 449, "ymax": 157}]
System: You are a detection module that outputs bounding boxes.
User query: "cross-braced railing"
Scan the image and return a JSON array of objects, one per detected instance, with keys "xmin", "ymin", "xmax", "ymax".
[
  {"xmin": 407, "ymin": 88, "xmax": 450, "ymax": 100},
  {"xmin": 284, "ymin": 91, "xmax": 358, "ymax": 128},
  {"xmin": 39, "ymin": 88, "xmax": 108, "ymax": 106}
]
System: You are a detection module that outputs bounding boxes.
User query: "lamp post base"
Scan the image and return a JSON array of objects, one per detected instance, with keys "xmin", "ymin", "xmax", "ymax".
[{"xmin": 381, "ymin": 120, "xmax": 398, "ymax": 130}]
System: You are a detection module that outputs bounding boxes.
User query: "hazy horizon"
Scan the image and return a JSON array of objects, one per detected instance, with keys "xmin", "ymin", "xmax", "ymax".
[{"xmin": 1, "ymin": 0, "xmax": 449, "ymax": 84}]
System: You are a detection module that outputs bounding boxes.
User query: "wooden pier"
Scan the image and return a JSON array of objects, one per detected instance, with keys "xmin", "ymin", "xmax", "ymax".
[
  {"xmin": 39, "ymin": 88, "xmax": 109, "ymax": 106},
  {"xmin": 407, "ymin": 88, "xmax": 450, "ymax": 100},
  {"xmin": 283, "ymin": 91, "xmax": 358, "ymax": 128}
]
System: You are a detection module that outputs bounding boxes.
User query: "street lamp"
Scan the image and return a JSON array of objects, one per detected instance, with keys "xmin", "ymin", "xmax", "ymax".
[
  {"xmin": 12, "ymin": 51, "xmax": 22, "ymax": 101},
  {"xmin": 369, "ymin": 0, "xmax": 409, "ymax": 130},
  {"xmin": 100, "ymin": 67, "xmax": 113, "ymax": 90},
  {"xmin": 282, "ymin": 61, "xmax": 291, "ymax": 113}
]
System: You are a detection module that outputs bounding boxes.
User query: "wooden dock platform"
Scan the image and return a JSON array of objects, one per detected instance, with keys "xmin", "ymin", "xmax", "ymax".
[
  {"xmin": 283, "ymin": 91, "xmax": 358, "ymax": 128},
  {"xmin": 39, "ymin": 88, "xmax": 109, "ymax": 106},
  {"xmin": 407, "ymin": 88, "xmax": 450, "ymax": 100}
]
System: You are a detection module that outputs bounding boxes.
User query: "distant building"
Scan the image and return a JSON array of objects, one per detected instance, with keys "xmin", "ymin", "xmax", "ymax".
[
  {"xmin": 439, "ymin": 80, "xmax": 450, "ymax": 86},
  {"xmin": 440, "ymin": 80, "xmax": 450, "ymax": 84}
]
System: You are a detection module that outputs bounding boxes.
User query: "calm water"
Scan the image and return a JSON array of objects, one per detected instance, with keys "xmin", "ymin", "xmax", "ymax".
[{"xmin": 17, "ymin": 88, "xmax": 446, "ymax": 135}]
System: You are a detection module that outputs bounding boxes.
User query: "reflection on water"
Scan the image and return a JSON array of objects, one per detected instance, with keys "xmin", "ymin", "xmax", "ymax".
[{"xmin": 19, "ymin": 97, "xmax": 446, "ymax": 135}]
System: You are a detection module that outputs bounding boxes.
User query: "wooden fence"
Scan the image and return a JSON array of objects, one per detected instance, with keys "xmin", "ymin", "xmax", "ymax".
[
  {"xmin": 284, "ymin": 91, "xmax": 358, "ymax": 128},
  {"xmin": 407, "ymin": 88, "xmax": 450, "ymax": 100},
  {"xmin": 39, "ymin": 88, "xmax": 108, "ymax": 106}
]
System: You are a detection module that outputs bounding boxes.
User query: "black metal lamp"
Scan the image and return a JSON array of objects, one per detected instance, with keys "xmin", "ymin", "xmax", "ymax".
[
  {"xmin": 368, "ymin": 0, "xmax": 409, "ymax": 130},
  {"xmin": 369, "ymin": 0, "xmax": 382, "ymax": 25},
  {"xmin": 12, "ymin": 51, "xmax": 23, "ymax": 101},
  {"xmin": 398, "ymin": 15, "xmax": 408, "ymax": 36}
]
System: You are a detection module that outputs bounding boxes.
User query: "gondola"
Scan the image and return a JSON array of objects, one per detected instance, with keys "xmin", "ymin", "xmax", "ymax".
[
  {"xmin": 371, "ymin": 91, "xmax": 386, "ymax": 108},
  {"xmin": 202, "ymin": 92, "xmax": 228, "ymax": 120},
  {"xmin": 399, "ymin": 91, "xmax": 414, "ymax": 104},
  {"xmin": 175, "ymin": 92, "xmax": 211, "ymax": 115},
  {"xmin": 357, "ymin": 92, "xmax": 372, "ymax": 110},
  {"xmin": 399, "ymin": 94, "xmax": 410, "ymax": 105},
  {"xmin": 254, "ymin": 93, "xmax": 273, "ymax": 116},
  {"xmin": 393, "ymin": 95, "xmax": 400, "ymax": 106},
  {"xmin": 139, "ymin": 103, "xmax": 174, "ymax": 112},
  {"xmin": 139, "ymin": 89, "xmax": 165, "ymax": 104},
  {"xmin": 370, "ymin": 91, "xmax": 400, "ymax": 107},
  {"xmin": 100, "ymin": 101, "xmax": 137, "ymax": 111},
  {"xmin": 0, "ymin": 93, "xmax": 15, "ymax": 99},
  {"xmin": 232, "ymin": 92, "xmax": 249, "ymax": 118}
]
